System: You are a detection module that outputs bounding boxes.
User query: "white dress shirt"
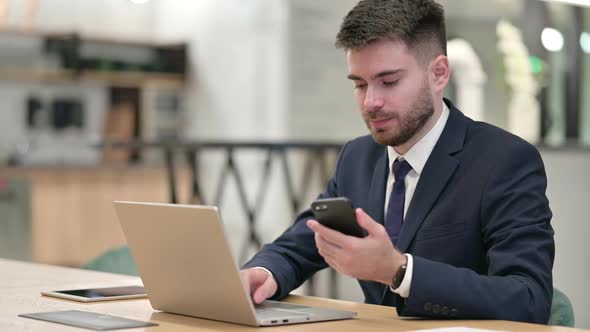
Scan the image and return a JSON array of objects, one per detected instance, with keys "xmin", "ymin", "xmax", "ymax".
[{"xmin": 386, "ymin": 101, "xmax": 450, "ymax": 297}]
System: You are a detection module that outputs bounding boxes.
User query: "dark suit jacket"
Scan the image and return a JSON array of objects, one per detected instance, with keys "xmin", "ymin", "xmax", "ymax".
[{"xmin": 243, "ymin": 99, "xmax": 555, "ymax": 324}]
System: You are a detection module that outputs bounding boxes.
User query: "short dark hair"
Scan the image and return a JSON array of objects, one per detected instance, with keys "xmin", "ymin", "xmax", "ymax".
[{"xmin": 335, "ymin": 0, "xmax": 447, "ymax": 62}]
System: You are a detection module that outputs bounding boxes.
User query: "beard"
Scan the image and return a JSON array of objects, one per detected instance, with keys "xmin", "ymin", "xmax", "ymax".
[{"xmin": 364, "ymin": 82, "xmax": 435, "ymax": 147}]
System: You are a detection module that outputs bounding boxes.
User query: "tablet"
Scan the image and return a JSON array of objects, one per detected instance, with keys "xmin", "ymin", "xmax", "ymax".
[
  {"xmin": 19, "ymin": 310, "xmax": 157, "ymax": 330},
  {"xmin": 41, "ymin": 286, "xmax": 147, "ymax": 303}
]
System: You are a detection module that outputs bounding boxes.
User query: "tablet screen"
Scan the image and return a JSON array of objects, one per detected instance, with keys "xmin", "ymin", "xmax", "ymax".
[{"xmin": 55, "ymin": 286, "xmax": 145, "ymax": 298}]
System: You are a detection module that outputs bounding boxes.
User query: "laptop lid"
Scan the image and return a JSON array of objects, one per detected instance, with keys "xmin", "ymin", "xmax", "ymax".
[{"xmin": 114, "ymin": 201, "xmax": 259, "ymax": 326}]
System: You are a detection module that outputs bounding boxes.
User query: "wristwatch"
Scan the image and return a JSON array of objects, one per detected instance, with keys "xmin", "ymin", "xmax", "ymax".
[{"xmin": 391, "ymin": 257, "xmax": 408, "ymax": 289}]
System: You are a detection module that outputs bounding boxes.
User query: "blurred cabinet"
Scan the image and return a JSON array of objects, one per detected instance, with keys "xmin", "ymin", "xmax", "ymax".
[
  {"xmin": 0, "ymin": 178, "xmax": 31, "ymax": 261},
  {"xmin": 1, "ymin": 167, "xmax": 190, "ymax": 267},
  {"xmin": 142, "ymin": 83, "xmax": 186, "ymax": 141}
]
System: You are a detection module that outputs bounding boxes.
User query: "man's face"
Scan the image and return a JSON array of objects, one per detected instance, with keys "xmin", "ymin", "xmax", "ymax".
[{"xmin": 347, "ymin": 38, "xmax": 435, "ymax": 147}]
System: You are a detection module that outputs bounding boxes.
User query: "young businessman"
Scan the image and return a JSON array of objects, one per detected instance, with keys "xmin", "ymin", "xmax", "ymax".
[{"xmin": 241, "ymin": 0, "xmax": 555, "ymax": 324}]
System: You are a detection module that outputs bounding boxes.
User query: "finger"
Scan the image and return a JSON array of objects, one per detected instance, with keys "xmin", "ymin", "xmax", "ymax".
[
  {"xmin": 307, "ymin": 219, "xmax": 353, "ymax": 248},
  {"xmin": 318, "ymin": 247, "xmax": 339, "ymax": 264},
  {"xmin": 355, "ymin": 208, "xmax": 383, "ymax": 236},
  {"xmin": 317, "ymin": 243, "xmax": 338, "ymax": 261},
  {"xmin": 314, "ymin": 231, "xmax": 342, "ymax": 250},
  {"xmin": 323, "ymin": 256, "xmax": 340, "ymax": 272},
  {"xmin": 314, "ymin": 233, "xmax": 340, "ymax": 262},
  {"xmin": 315, "ymin": 233, "xmax": 342, "ymax": 258},
  {"xmin": 240, "ymin": 271, "xmax": 252, "ymax": 296},
  {"xmin": 253, "ymin": 278, "xmax": 277, "ymax": 304}
]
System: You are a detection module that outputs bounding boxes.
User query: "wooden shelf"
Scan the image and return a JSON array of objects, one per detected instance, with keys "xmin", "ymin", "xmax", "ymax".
[
  {"xmin": 0, "ymin": 27, "xmax": 187, "ymax": 87},
  {"xmin": 0, "ymin": 27, "xmax": 183, "ymax": 49},
  {"xmin": 0, "ymin": 68, "xmax": 186, "ymax": 88}
]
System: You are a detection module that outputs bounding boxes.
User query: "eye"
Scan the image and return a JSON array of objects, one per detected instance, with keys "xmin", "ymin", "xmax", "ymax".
[
  {"xmin": 354, "ymin": 83, "xmax": 367, "ymax": 90},
  {"xmin": 383, "ymin": 80, "xmax": 399, "ymax": 87}
]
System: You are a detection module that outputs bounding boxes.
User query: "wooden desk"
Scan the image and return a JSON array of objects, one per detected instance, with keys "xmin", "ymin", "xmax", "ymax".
[{"xmin": 0, "ymin": 259, "xmax": 583, "ymax": 331}]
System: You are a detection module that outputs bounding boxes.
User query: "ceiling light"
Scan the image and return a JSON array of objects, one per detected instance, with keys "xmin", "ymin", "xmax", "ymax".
[
  {"xmin": 541, "ymin": 27, "xmax": 564, "ymax": 52},
  {"xmin": 581, "ymin": 32, "xmax": 590, "ymax": 53}
]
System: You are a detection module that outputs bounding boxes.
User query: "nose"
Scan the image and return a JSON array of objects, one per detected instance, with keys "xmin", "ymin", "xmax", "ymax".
[{"xmin": 363, "ymin": 86, "xmax": 384, "ymax": 113}]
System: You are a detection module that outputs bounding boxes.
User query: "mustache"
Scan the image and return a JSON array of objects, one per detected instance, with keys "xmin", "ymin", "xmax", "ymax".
[{"xmin": 365, "ymin": 111, "xmax": 398, "ymax": 121}]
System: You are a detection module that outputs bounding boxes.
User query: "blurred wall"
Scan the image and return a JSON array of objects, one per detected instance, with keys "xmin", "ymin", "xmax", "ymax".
[
  {"xmin": 28, "ymin": 0, "xmax": 155, "ymax": 39},
  {"xmin": 542, "ymin": 150, "xmax": 590, "ymax": 328},
  {"xmin": 154, "ymin": 0, "xmax": 365, "ymax": 141},
  {"xmin": 154, "ymin": 0, "xmax": 288, "ymax": 140},
  {"xmin": 286, "ymin": 0, "xmax": 364, "ymax": 140}
]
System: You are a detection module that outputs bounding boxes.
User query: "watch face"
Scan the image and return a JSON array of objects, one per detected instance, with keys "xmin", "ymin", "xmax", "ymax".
[{"xmin": 392, "ymin": 264, "xmax": 407, "ymax": 289}]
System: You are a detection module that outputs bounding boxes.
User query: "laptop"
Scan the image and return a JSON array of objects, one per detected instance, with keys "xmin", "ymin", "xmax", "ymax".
[{"xmin": 114, "ymin": 201, "xmax": 357, "ymax": 326}]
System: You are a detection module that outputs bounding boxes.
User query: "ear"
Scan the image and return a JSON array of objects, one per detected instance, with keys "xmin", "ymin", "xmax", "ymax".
[{"xmin": 429, "ymin": 55, "xmax": 450, "ymax": 94}]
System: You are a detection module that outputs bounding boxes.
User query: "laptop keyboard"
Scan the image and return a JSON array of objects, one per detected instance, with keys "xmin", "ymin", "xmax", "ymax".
[{"xmin": 255, "ymin": 302, "xmax": 310, "ymax": 319}]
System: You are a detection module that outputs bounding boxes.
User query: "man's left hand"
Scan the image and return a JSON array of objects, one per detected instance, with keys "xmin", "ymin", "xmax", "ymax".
[{"xmin": 307, "ymin": 208, "xmax": 406, "ymax": 285}]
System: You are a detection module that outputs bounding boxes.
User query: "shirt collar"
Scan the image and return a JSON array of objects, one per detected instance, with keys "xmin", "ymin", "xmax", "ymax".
[{"xmin": 387, "ymin": 100, "xmax": 450, "ymax": 176}]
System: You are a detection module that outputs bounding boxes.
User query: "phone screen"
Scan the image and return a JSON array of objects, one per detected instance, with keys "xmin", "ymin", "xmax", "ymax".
[{"xmin": 55, "ymin": 286, "xmax": 145, "ymax": 299}]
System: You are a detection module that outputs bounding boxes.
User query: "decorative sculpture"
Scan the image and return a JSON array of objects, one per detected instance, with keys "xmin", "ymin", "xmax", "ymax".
[
  {"xmin": 496, "ymin": 19, "xmax": 541, "ymax": 144},
  {"xmin": 447, "ymin": 38, "xmax": 487, "ymax": 121}
]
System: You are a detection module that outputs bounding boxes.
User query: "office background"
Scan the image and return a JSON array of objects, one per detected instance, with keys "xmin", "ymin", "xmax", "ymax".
[{"xmin": 0, "ymin": 0, "xmax": 588, "ymax": 328}]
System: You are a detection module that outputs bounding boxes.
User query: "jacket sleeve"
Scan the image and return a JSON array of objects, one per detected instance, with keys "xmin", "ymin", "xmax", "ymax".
[
  {"xmin": 396, "ymin": 141, "xmax": 554, "ymax": 324},
  {"xmin": 242, "ymin": 142, "xmax": 350, "ymax": 299}
]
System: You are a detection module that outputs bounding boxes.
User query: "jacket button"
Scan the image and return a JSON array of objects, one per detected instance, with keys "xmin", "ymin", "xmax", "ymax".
[
  {"xmin": 441, "ymin": 306, "xmax": 449, "ymax": 315},
  {"xmin": 424, "ymin": 302, "xmax": 432, "ymax": 311},
  {"xmin": 450, "ymin": 308, "xmax": 458, "ymax": 317},
  {"xmin": 432, "ymin": 304, "xmax": 440, "ymax": 314}
]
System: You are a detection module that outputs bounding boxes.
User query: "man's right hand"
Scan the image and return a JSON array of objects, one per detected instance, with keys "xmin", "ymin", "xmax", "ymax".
[{"xmin": 240, "ymin": 268, "xmax": 278, "ymax": 304}]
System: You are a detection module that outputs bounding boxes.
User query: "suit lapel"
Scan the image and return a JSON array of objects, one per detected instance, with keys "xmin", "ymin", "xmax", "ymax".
[
  {"xmin": 396, "ymin": 100, "xmax": 467, "ymax": 253},
  {"xmin": 365, "ymin": 149, "xmax": 389, "ymax": 226}
]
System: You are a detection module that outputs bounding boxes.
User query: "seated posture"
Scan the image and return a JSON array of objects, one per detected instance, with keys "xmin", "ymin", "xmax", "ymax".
[{"xmin": 241, "ymin": 0, "xmax": 554, "ymax": 324}]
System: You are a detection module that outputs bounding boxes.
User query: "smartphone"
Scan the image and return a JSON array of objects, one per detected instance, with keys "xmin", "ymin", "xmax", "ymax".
[
  {"xmin": 41, "ymin": 285, "xmax": 147, "ymax": 303},
  {"xmin": 311, "ymin": 197, "xmax": 364, "ymax": 237}
]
